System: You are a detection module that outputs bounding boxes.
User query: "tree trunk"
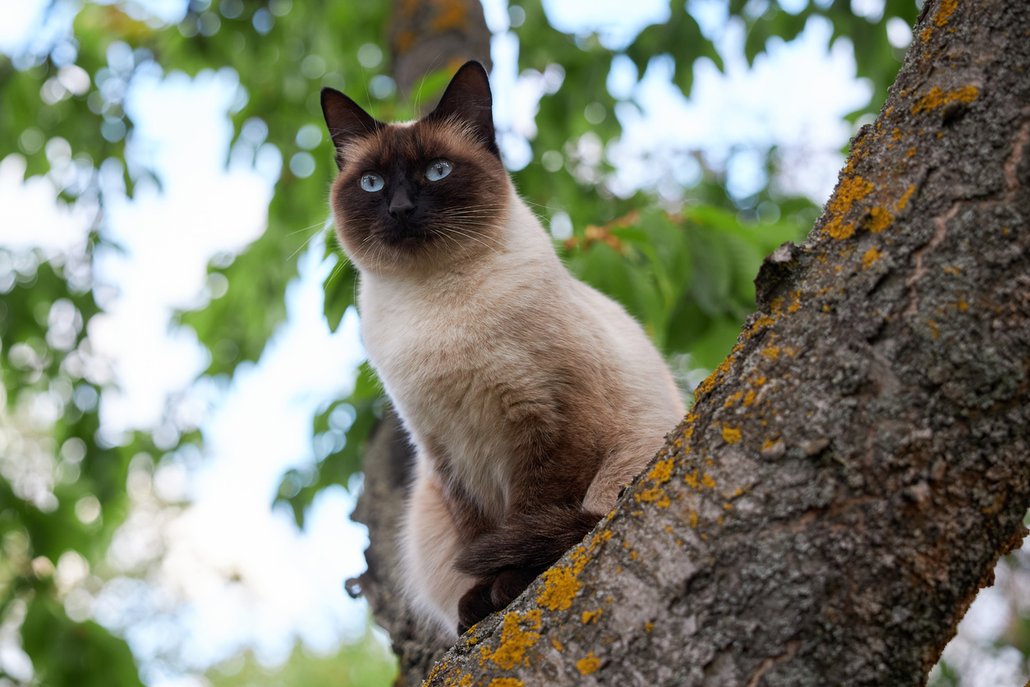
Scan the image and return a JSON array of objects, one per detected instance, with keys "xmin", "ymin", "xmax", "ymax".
[
  {"xmin": 358, "ymin": 0, "xmax": 1030, "ymax": 684},
  {"xmin": 388, "ymin": 0, "xmax": 492, "ymax": 98}
]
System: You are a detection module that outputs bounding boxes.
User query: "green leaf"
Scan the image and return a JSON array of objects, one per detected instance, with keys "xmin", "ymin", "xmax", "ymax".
[
  {"xmin": 22, "ymin": 594, "xmax": 144, "ymax": 687},
  {"xmin": 276, "ymin": 362, "xmax": 384, "ymax": 527},
  {"xmin": 322, "ymin": 245, "xmax": 358, "ymax": 333}
]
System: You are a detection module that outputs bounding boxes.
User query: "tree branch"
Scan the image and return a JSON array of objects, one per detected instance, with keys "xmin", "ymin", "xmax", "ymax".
[{"xmin": 415, "ymin": 0, "xmax": 1030, "ymax": 684}]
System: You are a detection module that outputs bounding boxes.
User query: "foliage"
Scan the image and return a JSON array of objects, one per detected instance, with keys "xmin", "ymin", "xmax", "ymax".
[
  {"xmin": 2, "ymin": 0, "xmax": 979, "ymax": 684},
  {"xmin": 204, "ymin": 628, "xmax": 396, "ymax": 687}
]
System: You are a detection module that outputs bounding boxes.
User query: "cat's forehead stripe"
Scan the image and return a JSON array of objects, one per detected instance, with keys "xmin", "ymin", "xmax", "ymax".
[{"xmin": 342, "ymin": 118, "xmax": 485, "ymax": 170}]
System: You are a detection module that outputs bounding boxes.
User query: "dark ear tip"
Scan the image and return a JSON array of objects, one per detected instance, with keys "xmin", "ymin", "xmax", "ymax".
[
  {"xmin": 455, "ymin": 60, "xmax": 488, "ymax": 80},
  {"xmin": 320, "ymin": 87, "xmax": 342, "ymax": 105}
]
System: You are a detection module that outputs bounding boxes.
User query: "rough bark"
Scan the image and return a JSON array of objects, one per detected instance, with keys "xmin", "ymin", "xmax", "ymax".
[
  {"xmin": 388, "ymin": 0, "xmax": 492, "ymax": 98},
  {"xmin": 355, "ymin": 0, "xmax": 1030, "ymax": 684},
  {"xmin": 345, "ymin": 4, "xmax": 493, "ymax": 686}
]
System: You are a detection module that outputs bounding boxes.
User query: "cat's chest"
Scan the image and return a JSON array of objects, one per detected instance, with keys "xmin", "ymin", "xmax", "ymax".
[
  {"xmin": 358, "ymin": 277, "xmax": 525, "ymax": 513},
  {"xmin": 359, "ymin": 283, "xmax": 486, "ymax": 383}
]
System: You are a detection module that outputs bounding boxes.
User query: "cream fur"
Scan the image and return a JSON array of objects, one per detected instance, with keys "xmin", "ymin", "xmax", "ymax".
[{"xmin": 356, "ymin": 179, "xmax": 685, "ymax": 635}]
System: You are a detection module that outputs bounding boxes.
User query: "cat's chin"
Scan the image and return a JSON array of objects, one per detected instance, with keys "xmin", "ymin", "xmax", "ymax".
[
  {"xmin": 379, "ymin": 229, "xmax": 433, "ymax": 249},
  {"xmin": 348, "ymin": 233, "xmax": 451, "ymax": 276}
]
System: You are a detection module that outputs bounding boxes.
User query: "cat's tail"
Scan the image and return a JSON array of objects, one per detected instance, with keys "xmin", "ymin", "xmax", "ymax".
[{"xmin": 453, "ymin": 504, "xmax": 602, "ymax": 578}]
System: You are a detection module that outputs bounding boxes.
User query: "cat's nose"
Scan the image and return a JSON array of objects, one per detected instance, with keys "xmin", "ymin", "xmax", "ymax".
[{"xmin": 389, "ymin": 188, "xmax": 416, "ymax": 218}]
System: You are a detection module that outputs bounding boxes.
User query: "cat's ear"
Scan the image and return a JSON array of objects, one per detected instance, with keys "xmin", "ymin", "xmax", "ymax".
[
  {"xmin": 428, "ymin": 61, "xmax": 499, "ymax": 159},
  {"xmin": 321, "ymin": 88, "xmax": 383, "ymax": 168}
]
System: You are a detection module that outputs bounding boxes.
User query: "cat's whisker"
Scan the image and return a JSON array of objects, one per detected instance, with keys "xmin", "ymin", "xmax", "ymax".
[
  {"xmin": 288, "ymin": 224, "xmax": 332, "ymax": 262},
  {"xmin": 434, "ymin": 226, "xmax": 470, "ymax": 254},
  {"xmin": 285, "ymin": 219, "xmax": 330, "ymax": 237},
  {"xmin": 519, "ymin": 198, "xmax": 560, "ymax": 213},
  {"xmin": 412, "ymin": 51, "xmax": 447, "ymax": 116},
  {"xmin": 437, "ymin": 225, "xmax": 504, "ymax": 256}
]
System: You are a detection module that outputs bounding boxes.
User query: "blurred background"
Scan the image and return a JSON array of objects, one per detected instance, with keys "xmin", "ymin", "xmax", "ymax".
[{"xmin": 0, "ymin": 0, "xmax": 1027, "ymax": 685}]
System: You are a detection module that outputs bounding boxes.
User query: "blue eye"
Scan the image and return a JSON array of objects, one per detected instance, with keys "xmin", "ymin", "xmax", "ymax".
[
  {"xmin": 425, "ymin": 159, "xmax": 453, "ymax": 181},
  {"xmin": 360, "ymin": 173, "xmax": 384, "ymax": 192}
]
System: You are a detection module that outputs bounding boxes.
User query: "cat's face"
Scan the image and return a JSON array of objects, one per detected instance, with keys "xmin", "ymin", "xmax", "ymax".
[{"xmin": 322, "ymin": 62, "xmax": 508, "ymax": 275}]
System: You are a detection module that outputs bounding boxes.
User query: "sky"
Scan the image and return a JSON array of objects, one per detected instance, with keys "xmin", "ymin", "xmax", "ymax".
[{"xmin": 0, "ymin": 1, "xmax": 1025, "ymax": 686}]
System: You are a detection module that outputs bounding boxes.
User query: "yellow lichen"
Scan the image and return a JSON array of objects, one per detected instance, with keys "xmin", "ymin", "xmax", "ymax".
[
  {"xmin": 551, "ymin": 637, "xmax": 564, "ymax": 652},
  {"xmin": 927, "ymin": 319, "xmax": 940, "ymax": 339},
  {"xmin": 488, "ymin": 679, "xmax": 523, "ymax": 687},
  {"xmin": 635, "ymin": 457, "xmax": 675, "ymax": 507},
  {"xmin": 701, "ymin": 473, "xmax": 717, "ymax": 489},
  {"xmin": 576, "ymin": 652, "xmax": 602, "ymax": 676},
  {"xmin": 430, "ymin": 0, "xmax": 468, "ymax": 31},
  {"xmin": 645, "ymin": 457, "xmax": 674, "ymax": 483},
  {"xmin": 683, "ymin": 470, "xmax": 699, "ymax": 489},
  {"xmin": 895, "ymin": 184, "xmax": 916, "ymax": 211},
  {"xmin": 761, "ymin": 346, "xmax": 780, "ymax": 360},
  {"xmin": 393, "ymin": 29, "xmax": 416, "ymax": 53},
  {"xmin": 761, "ymin": 437, "xmax": 780, "ymax": 451},
  {"xmin": 683, "ymin": 414, "xmax": 700, "ymax": 440},
  {"xmin": 957, "ymin": 299, "xmax": 969, "ymax": 312},
  {"xmin": 695, "ymin": 355, "xmax": 733, "ymax": 397},
  {"xmin": 687, "ymin": 510, "xmax": 699, "ymax": 528},
  {"xmin": 723, "ymin": 390, "xmax": 744, "ymax": 408},
  {"xmin": 423, "ymin": 661, "xmax": 448, "ymax": 685},
  {"xmin": 935, "ymin": 0, "xmax": 958, "ymax": 26},
  {"xmin": 535, "ymin": 532, "xmax": 611, "ymax": 612},
  {"xmin": 827, "ymin": 222, "xmax": 857, "ymax": 240},
  {"xmin": 867, "ymin": 206, "xmax": 893, "ymax": 233},
  {"xmin": 721, "ymin": 425, "xmax": 742, "ymax": 445},
  {"xmin": 581, "ymin": 608, "xmax": 603, "ymax": 624},
  {"xmin": 634, "ymin": 489, "xmax": 670, "ymax": 507},
  {"xmin": 861, "ymin": 246, "xmax": 882, "ymax": 269},
  {"xmin": 912, "ymin": 85, "xmax": 980, "ymax": 115},
  {"xmin": 742, "ymin": 389, "xmax": 757, "ymax": 407},
  {"xmin": 539, "ymin": 564, "xmax": 580, "ymax": 613},
  {"xmin": 644, "ymin": 621, "xmax": 654, "ymax": 633},
  {"xmin": 480, "ymin": 610, "xmax": 543, "ymax": 669},
  {"xmin": 823, "ymin": 175, "xmax": 875, "ymax": 240},
  {"xmin": 746, "ymin": 314, "xmax": 776, "ymax": 337}
]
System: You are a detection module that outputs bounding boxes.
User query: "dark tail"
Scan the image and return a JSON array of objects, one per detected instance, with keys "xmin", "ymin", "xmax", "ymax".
[{"xmin": 454, "ymin": 505, "xmax": 602, "ymax": 578}]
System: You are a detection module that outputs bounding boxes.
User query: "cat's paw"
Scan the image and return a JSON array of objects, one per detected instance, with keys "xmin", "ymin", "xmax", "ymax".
[
  {"xmin": 457, "ymin": 578, "xmax": 495, "ymax": 634},
  {"xmin": 456, "ymin": 567, "xmax": 543, "ymax": 634},
  {"xmin": 488, "ymin": 566, "xmax": 543, "ymax": 608}
]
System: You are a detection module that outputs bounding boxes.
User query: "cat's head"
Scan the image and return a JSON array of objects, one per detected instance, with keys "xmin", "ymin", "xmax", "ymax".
[{"xmin": 321, "ymin": 61, "xmax": 508, "ymax": 275}]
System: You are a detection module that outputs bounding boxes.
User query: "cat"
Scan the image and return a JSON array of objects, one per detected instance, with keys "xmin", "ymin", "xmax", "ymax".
[{"xmin": 321, "ymin": 61, "xmax": 685, "ymax": 636}]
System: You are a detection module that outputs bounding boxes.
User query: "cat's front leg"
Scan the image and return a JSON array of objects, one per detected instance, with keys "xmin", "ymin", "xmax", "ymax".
[
  {"xmin": 457, "ymin": 566, "xmax": 545, "ymax": 633},
  {"xmin": 453, "ymin": 504, "xmax": 603, "ymax": 628}
]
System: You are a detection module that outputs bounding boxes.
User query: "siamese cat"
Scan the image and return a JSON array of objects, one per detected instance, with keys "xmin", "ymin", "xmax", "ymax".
[{"xmin": 320, "ymin": 61, "xmax": 684, "ymax": 636}]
